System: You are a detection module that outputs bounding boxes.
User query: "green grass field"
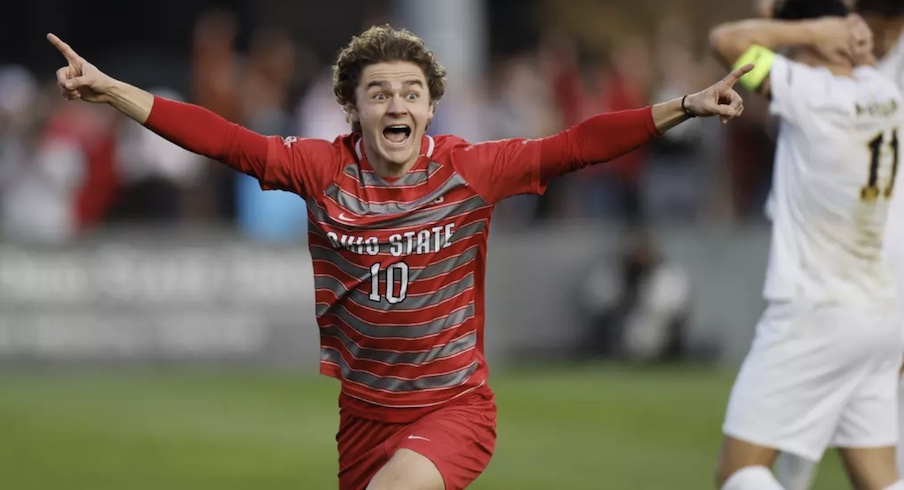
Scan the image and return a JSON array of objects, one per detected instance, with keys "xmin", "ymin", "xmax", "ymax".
[{"xmin": 0, "ymin": 363, "xmax": 850, "ymax": 489}]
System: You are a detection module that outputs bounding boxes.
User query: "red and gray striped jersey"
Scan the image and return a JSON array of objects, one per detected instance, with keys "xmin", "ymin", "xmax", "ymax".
[
  {"xmin": 142, "ymin": 95, "xmax": 660, "ymax": 422},
  {"xmin": 264, "ymin": 133, "xmax": 547, "ymax": 421}
]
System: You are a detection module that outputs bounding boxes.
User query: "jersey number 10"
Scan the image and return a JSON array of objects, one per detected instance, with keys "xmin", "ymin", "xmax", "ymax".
[
  {"xmin": 861, "ymin": 128, "xmax": 899, "ymax": 202},
  {"xmin": 369, "ymin": 262, "xmax": 410, "ymax": 304}
]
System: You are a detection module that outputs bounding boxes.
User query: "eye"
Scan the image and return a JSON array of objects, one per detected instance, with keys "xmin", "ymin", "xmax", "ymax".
[
  {"xmin": 405, "ymin": 92, "xmax": 419, "ymax": 101},
  {"xmin": 373, "ymin": 93, "xmax": 388, "ymax": 101}
]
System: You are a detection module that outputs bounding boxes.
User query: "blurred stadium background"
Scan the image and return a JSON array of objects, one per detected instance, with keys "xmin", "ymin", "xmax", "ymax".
[{"xmin": 0, "ymin": 0, "xmax": 852, "ymax": 488}]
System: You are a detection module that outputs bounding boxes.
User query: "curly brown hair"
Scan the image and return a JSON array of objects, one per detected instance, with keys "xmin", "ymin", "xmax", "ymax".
[{"xmin": 332, "ymin": 25, "xmax": 447, "ymax": 132}]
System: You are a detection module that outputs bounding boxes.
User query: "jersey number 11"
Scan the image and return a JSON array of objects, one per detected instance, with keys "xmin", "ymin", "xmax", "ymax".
[{"xmin": 861, "ymin": 128, "xmax": 899, "ymax": 202}]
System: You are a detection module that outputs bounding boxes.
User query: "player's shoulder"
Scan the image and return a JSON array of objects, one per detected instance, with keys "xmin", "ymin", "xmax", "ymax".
[
  {"xmin": 429, "ymin": 134, "xmax": 470, "ymax": 153},
  {"xmin": 427, "ymin": 134, "xmax": 508, "ymax": 184},
  {"xmin": 333, "ymin": 133, "xmax": 364, "ymax": 160},
  {"xmin": 772, "ymin": 54, "xmax": 835, "ymax": 84},
  {"xmin": 774, "ymin": 54, "xmax": 870, "ymax": 94},
  {"xmin": 425, "ymin": 134, "xmax": 479, "ymax": 164},
  {"xmin": 778, "ymin": 57, "xmax": 900, "ymax": 113},
  {"xmin": 430, "ymin": 133, "xmax": 530, "ymax": 156},
  {"xmin": 770, "ymin": 55, "xmax": 840, "ymax": 110},
  {"xmin": 278, "ymin": 132, "xmax": 357, "ymax": 161}
]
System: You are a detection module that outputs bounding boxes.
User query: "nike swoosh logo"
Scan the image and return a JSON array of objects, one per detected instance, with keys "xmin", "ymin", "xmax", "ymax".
[
  {"xmin": 407, "ymin": 435, "xmax": 431, "ymax": 441},
  {"xmin": 337, "ymin": 212, "xmax": 356, "ymax": 222}
]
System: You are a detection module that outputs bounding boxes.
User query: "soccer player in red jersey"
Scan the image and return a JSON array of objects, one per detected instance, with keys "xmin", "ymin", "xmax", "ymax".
[{"xmin": 48, "ymin": 26, "xmax": 750, "ymax": 490}]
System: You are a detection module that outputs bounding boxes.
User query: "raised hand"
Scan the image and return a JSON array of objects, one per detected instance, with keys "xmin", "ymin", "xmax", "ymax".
[
  {"xmin": 47, "ymin": 33, "xmax": 115, "ymax": 103},
  {"xmin": 685, "ymin": 63, "xmax": 753, "ymax": 124},
  {"xmin": 808, "ymin": 16, "xmax": 863, "ymax": 66},
  {"xmin": 847, "ymin": 14, "xmax": 877, "ymax": 67}
]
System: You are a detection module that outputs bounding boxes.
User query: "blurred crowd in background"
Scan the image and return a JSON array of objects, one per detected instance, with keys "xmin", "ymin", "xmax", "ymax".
[{"xmin": 0, "ymin": 0, "xmax": 776, "ymax": 246}]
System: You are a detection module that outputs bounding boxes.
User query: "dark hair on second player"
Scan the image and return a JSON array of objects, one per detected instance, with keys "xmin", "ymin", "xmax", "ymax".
[
  {"xmin": 856, "ymin": 0, "xmax": 904, "ymax": 17},
  {"xmin": 772, "ymin": 0, "xmax": 848, "ymax": 20},
  {"xmin": 332, "ymin": 25, "xmax": 447, "ymax": 133}
]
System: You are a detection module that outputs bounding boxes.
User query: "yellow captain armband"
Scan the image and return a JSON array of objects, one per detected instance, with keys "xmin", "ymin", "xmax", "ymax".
[{"xmin": 733, "ymin": 44, "xmax": 776, "ymax": 92}]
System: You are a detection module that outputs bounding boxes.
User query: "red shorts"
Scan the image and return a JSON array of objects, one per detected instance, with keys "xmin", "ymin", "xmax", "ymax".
[{"xmin": 336, "ymin": 387, "xmax": 497, "ymax": 490}]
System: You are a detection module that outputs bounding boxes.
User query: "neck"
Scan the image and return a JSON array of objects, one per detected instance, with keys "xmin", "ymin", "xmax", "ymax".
[{"xmin": 361, "ymin": 138, "xmax": 423, "ymax": 178}]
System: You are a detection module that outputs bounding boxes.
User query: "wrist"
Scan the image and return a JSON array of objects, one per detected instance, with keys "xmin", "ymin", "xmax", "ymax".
[
  {"xmin": 105, "ymin": 80, "xmax": 154, "ymax": 124},
  {"xmin": 681, "ymin": 94, "xmax": 698, "ymax": 118},
  {"xmin": 651, "ymin": 97, "xmax": 694, "ymax": 134}
]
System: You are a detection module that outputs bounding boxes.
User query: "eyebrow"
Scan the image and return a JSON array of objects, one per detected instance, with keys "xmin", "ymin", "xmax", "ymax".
[{"xmin": 366, "ymin": 80, "xmax": 425, "ymax": 91}]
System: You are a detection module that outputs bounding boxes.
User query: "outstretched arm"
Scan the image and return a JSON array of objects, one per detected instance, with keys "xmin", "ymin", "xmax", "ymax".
[
  {"xmin": 536, "ymin": 63, "xmax": 753, "ymax": 175},
  {"xmin": 46, "ymin": 33, "xmax": 270, "ymax": 179},
  {"xmin": 453, "ymin": 65, "xmax": 753, "ymax": 203}
]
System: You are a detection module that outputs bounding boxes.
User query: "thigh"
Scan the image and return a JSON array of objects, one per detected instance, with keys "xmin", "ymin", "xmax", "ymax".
[
  {"xmin": 833, "ymin": 353, "xmax": 901, "ymax": 451},
  {"xmin": 832, "ymin": 353, "xmax": 902, "ymax": 490},
  {"xmin": 337, "ymin": 413, "xmax": 399, "ymax": 490},
  {"xmin": 722, "ymin": 303, "xmax": 866, "ymax": 461},
  {"xmin": 831, "ymin": 303, "xmax": 903, "ymax": 451},
  {"xmin": 392, "ymin": 389, "xmax": 497, "ymax": 490},
  {"xmin": 366, "ymin": 448, "xmax": 444, "ymax": 490}
]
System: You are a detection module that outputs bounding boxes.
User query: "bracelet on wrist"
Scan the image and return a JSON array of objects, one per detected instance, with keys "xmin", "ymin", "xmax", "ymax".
[{"xmin": 681, "ymin": 95, "xmax": 697, "ymax": 118}]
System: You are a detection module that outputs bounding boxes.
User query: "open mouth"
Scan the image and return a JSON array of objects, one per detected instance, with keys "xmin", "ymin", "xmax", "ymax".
[{"xmin": 382, "ymin": 125, "xmax": 412, "ymax": 144}]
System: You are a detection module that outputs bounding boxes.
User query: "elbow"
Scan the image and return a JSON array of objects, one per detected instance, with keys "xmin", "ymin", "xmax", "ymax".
[
  {"xmin": 707, "ymin": 26, "xmax": 729, "ymax": 54},
  {"xmin": 708, "ymin": 22, "xmax": 759, "ymax": 69},
  {"xmin": 708, "ymin": 25, "xmax": 737, "ymax": 68}
]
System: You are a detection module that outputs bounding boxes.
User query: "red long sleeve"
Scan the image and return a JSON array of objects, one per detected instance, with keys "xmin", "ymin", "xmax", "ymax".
[
  {"xmin": 143, "ymin": 95, "xmax": 270, "ymax": 179},
  {"xmin": 450, "ymin": 106, "xmax": 661, "ymax": 204},
  {"xmin": 538, "ymin": 106, "xmax": 658, "ymax": 182}
]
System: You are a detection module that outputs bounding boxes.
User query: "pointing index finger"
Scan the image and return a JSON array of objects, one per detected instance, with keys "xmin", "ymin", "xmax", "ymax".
[
  {"xmin": 721, "ymin": 63, "xmax": 755, "ymax": 89},
  {"xmin": 46, "ymin": 33, "xmax": 82, "ymax": 64}
]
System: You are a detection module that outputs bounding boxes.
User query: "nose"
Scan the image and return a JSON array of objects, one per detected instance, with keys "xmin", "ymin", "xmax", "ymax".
[{"xmin": 387, "ymin": 93, "xmax": 408, "ymax": 115}]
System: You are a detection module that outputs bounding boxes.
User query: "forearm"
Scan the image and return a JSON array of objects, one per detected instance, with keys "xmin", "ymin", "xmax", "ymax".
[
  {"xmin": 538, "ymin": 107, "xmax": 659, "ymax": 180},
  {"xmin": 651, "ymin": 98, "xmax": 694, "ymax": 133},
  {"xmin": 106, "ymin": 80, "xmax": 154, "ymax": 124},
  {"xmin": 143, "ymin": 96, "xmax": 270, "ymax": 177},
  {"xmin": 709, "ymin": 19, "xmax": 819, "ymax": 67}
]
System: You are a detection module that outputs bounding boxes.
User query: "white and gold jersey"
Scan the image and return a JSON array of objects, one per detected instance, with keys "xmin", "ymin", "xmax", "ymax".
[{"xmin": 764, "ymin": 55, "xmax": 902, "ymax": 305}]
